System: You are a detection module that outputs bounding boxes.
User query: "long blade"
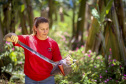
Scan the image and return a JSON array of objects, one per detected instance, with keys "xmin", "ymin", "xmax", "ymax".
[{"xmin": 18, "ymin": 40, "xmax": 57, "ymax": 65}]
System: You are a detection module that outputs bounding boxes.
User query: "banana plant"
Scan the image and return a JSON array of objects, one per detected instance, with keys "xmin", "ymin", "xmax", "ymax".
[{"xmin": 86, "ymin": 0, "xmax": 114, "ymax": 66}]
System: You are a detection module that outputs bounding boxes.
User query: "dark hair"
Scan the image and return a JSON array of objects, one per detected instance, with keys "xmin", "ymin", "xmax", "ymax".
[
  {"xmin": 32, "ymin": 17, "xmax": 49, "ymax": 35},
  {"xmin": 34, "ymin": 17, "xmax": 49, "ymax": 28}
]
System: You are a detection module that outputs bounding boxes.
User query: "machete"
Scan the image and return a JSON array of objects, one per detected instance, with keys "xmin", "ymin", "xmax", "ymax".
[
  {"xmin": 18, "ymin": 40, "xmax": 65, "ymax": 75},
  {"xmin": 18, "ymin": 40, "xmax": 57, "ymax": 65}
]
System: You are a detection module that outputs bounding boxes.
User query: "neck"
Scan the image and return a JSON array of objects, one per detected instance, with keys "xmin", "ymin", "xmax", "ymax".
[{"xmin": 36, "ymin": 35, "xmax": 48, "ymax": 40}]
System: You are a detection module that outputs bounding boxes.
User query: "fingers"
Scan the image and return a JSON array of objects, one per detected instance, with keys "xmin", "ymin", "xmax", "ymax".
[
  {"xmin": 11, "ymin": 35, "xmax": 18, "ymax": 44},
  {"xmin": 65, "ymin": 56, "xmax": 73, "ymax": 65}
]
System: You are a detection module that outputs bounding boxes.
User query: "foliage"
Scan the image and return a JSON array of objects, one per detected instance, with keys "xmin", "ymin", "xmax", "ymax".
[
  {"xmin": 0, "ymin": 42, "xmax": 25, "ymax": 83},
  {"xmin": 91, "ymin": 0, "xmax": 114, "ymax": 25},
  {"xmin": 1, "ymin": 0, "xmax": 126, "ymax": 83},
  {"xmin": 52, "ymin": 26, "xmax": 126, "ymax": 83},
  {"xmin": 90, "ymin": 0, "xmax": 115, "ymax": 67},
  {"xmin": 1, "ymin": 18, "xmax": 126, "ymax": 84},
  {"xmin": 1, "ymin": 40, "xmax": 126, "ymax": 83},
  {"xmin": 1, "ymin": 11, "xmax": 126, "ymax": 83},
  {"xmin": 55, "ymin": 47, "xmax": 126, "ymax": 84}
]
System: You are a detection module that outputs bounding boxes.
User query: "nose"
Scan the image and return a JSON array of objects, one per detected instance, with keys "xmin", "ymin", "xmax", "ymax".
[{"xmin": 44, "ymin": 30, "xmax": 47, "ymax": 33}]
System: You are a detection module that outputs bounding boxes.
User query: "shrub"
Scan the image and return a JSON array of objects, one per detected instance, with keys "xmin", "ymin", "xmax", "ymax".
[
  {"xmin": 55, "ymin": 46, "xmax": 126, "ymax": 84},
  {"xmin": 0, "ymin": 42, "xmax": 25, "ymax": 83}
]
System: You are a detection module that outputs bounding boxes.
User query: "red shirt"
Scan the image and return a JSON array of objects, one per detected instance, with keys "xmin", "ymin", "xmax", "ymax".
[{"xmin": 13, "ymin": 35, "xmax": 62, "ymax": 81}]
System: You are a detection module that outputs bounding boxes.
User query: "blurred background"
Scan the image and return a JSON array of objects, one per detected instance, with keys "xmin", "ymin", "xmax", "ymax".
[{"xmin": 0, "ymin": 0, "xmax": 126, "ymax": 83}]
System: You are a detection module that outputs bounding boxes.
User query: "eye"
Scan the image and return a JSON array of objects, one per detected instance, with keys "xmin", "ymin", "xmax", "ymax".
[{"xmin": 41, "ymin": 29, "xmax": 44, "ymax": 30}]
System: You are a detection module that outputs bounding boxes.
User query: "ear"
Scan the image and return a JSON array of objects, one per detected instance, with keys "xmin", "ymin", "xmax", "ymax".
[{"xmin": 34, "ymin": 26, "xmax": 37, "ymax": 31}]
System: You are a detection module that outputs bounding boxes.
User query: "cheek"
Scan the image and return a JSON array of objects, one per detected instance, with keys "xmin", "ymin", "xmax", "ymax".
[
  {"xmin": 47, "ymin": 30, "xmax": 49, "ymax": 33},
  {"xmin": 37, "ymin": 30, "xmax": 42, "ymax": 34}
]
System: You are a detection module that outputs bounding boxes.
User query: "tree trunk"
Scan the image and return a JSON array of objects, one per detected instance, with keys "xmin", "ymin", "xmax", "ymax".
[
  {"xmin": 10, "ymin": 0, "xmax": 17, "ymax": 33},
  {"xmin": 103, "ymin": 0, "xmax": 126, "ymax": 65},
  {"xmin": 2, "ymin": 2, "xmax": 11, "ymax": 35},
  {"xmin": 0, "ymin": 18, "xmax": 4, "ymax": 53},
  {"xmin": 48, "ymin": 0, "xmax": 53, "ymax": 28},
  {"xmin": 19, "ymin": 11, "xmax": 28, "ymax": 34},
  {"xmin": 24, "ymin": 0, "xmax": 34, "ymax": 34},
  {"xmin": 114, "ymin": 0, "xmax": 126, "ymax": 47},
  {"xmin": 71, "ymin": 0, "xmax": 87, "ymax": 50},
  {"xmin": 59, "ymin": 7, "xmax": 64, "ymax": 22},
  {"xmin": 53, "ymin": 2, "xmax": 58, "ymax": 21},
  {"xmin": 72, "ymin": 0, "xmax": 76, "ymax": 37},
  {"xmin": 84, "ymin": 4, "xmax": 91, "ymax": 31},
  {"xmin": 104, "ymin": 22, "xmax": 121, "ymax": 61},
  {"xmin": 111, "ymin": 4, "xmax": 126, "ymax": 65},
  {"xmin": 85, "ymin": 17, "xmax": 100, "ymax": 52},
  {"xmin": 54, "ymin": 7, "xmax": 58, "ymax": 21}
]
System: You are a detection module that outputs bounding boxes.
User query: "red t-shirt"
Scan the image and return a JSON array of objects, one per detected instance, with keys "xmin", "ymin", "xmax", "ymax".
[{"xmin": 13, "ymin": 35, "xmax": 62, "ymax": 81}]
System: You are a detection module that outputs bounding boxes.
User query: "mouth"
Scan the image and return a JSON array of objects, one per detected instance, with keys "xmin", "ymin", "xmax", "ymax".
[{"xmin": 42, "ymin": 34, "xmax": 47, "ymax": 36}]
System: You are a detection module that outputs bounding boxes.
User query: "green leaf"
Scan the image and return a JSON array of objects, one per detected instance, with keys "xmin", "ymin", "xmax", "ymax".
[
  {"xmin": 9, "ymin": 52, "xmax": 17, "ymax": 63},
  {"xmin": 21, "ymin": 4, "xmax": 25, "ymax": 12},
  {"xmin": 100, "ymin": 0, "xmax": 114, "ymax": 22},
  {"xmin": 91, "ymin": 8, "xmax": 100, "ymax": 23}
]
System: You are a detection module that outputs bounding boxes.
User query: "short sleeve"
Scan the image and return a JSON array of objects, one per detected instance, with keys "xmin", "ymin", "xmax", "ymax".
[{"xmin": 52, "ymin": 41, "xmax": 62, "ymax": 62}]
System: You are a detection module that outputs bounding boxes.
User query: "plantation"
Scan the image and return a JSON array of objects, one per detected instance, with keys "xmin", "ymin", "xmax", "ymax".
[
  {"xmin": 1, "ymin": 0, "xmax": 126, "ymax": 84},
  {"xmin": 0, "ymin": 22, "xmax": 126, "ymax": 83}
]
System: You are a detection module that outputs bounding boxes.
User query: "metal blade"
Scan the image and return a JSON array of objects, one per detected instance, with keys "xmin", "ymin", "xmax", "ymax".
[{"xmin": 18, "ymin": 40, "xmax": 57, "ymax": 65}]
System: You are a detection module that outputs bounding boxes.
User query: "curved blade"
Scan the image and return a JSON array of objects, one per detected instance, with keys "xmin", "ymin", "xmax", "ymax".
[{"xmin": 18, "ymin": 40, "xmax": 57, "ymax": 65}]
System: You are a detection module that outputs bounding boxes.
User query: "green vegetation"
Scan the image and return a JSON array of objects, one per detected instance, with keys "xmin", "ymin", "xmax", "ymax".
[
  {"xmin": 1, "ymin": 0, "xmax": 126, "ymax": 83},
  {"xmin": 1, "ymin": 15, "xmax": 126, "ymax": 83}
]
